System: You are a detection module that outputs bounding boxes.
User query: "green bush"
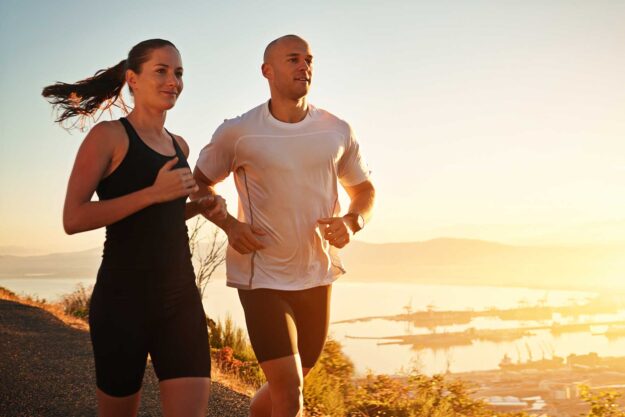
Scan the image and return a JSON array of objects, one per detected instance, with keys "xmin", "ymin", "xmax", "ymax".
[
  {"xmin": 208, "ymin": 313, "xmax": 256, "ymax": 362},
  {"xmin": 304, "ymin": 338, "xmax": 355, "ymax": 416},
  {"xmin": 303, "ymin": 340, "xmax": 533, "ymax": 417},
  {"xmin": 59, "ymin": 284, "xmax": 92, "ymax": 319},
  {"xmin": 580, "ymin": 385, "xmax": 625, "ymax": 417}
]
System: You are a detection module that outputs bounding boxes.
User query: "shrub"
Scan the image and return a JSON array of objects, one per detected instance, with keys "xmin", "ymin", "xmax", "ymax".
[
  {"xmin": 59, "ymin": 284, "xmax": 92, "ymax": 319},
  {"xmin": 209, "ymin": 313, "xmax": 256, "ymax": 362},
  {"xmin": 209, "ymin": 314, "xmax": 266, "ymax": 389},
  {"xmin": 580, "ymin": 385, "xmax": 625, "ymax": 417},
  {"xmin": 304, "ymin": 338, "xmax": 355, "ymax": 416}
]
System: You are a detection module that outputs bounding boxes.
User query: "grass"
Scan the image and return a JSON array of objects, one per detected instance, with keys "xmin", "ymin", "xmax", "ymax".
[{"xmin": 0, "ymin": 285, "xmax": 88, "ymax": 331}]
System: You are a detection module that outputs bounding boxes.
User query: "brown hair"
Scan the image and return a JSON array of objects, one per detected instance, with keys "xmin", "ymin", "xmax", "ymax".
[{"xmin": 42, "ymin": 39, "xmax": 177, "ymax": 128}]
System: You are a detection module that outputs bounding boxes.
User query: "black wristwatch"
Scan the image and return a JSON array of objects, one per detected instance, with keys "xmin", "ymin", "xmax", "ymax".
[{"xmin": 343, "ymin": 212, "xmax": 365, "ymax": 234}]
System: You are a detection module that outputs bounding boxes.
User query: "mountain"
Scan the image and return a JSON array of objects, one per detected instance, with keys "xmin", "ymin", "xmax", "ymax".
[
  {"xmin": 338, "ymin": 238, "xmax": 625, "ymax": 290},
  {"xmin": 0, "ymin": 248, "xmax": 101, "ymax": 278},
  {"xmin": 1, "ymin": 239, "xmax": 623, "ymax": 291}
]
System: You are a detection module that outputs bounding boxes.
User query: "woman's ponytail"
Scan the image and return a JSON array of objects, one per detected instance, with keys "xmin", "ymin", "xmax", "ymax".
[{"xmin": 42, "ymin": 59, "xmax": 129, "ymax": 128}]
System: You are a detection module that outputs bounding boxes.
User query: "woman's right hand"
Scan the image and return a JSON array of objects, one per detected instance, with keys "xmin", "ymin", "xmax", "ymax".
[{"xmin": 150, "ymin": 157, "xmax": 199, "ymax": 203}]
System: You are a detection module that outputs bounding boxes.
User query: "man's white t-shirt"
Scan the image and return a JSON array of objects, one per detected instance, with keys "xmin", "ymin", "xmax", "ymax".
[{"xmin": 196, "ymin": 101, "xmax": 370, "ymax": 290}]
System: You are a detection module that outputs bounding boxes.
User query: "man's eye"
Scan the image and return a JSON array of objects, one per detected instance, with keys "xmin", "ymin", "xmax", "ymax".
[
  {"xmin": 157, "ymin": 69, "xmax": 166, "ymax": 73},
  {"xmin": 176, "ymin": 72, "xmax": 183, "ymax": 78}
]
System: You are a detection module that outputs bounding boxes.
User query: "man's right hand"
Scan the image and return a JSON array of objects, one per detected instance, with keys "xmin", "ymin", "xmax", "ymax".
[{"xmin": 225, "ymin": 219, "xmax": 266, "ymax": 254}]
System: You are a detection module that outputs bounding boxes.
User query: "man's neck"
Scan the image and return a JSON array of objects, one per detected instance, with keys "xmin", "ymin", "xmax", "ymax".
[{"xmin": 268, "ymin": 97, "xmax": 308, "ymax": 123}]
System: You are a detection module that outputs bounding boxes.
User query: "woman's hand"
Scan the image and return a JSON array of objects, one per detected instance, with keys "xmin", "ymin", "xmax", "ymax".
[{"xmin": 150, "ymin": 157, "xmax": 199, "ymax": 203}]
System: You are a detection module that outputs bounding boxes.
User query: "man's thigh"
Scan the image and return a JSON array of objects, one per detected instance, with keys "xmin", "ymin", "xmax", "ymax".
[{"xmin": 238, "ymin": 288, "xmax": 298, "ymax": 363}]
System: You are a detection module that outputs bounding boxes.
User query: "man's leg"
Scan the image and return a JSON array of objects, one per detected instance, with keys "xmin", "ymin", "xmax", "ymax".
[
  {"xmin": 247, "ymin": 285, "xmax": 331, "ymax": 417},
  {"xmin": 249, "ymin": 366, "xmax": 313, "ymax": 417}
]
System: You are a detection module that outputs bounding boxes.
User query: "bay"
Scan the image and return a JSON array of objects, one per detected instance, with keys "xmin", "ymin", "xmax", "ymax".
[{"xmin": 2, "ymin": 277, "xmax": 619, "ymax": 376}]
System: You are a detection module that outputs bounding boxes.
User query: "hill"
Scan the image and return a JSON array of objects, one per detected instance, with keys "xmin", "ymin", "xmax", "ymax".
[{"xmin": 1, "ymin": 238, "xmax": 623, "ymax": 291}]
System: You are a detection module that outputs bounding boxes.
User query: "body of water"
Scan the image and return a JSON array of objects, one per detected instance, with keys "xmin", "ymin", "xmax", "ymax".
[{"xmin": 3, "ymin": 277, "xmax": 620, "ymax": 376}]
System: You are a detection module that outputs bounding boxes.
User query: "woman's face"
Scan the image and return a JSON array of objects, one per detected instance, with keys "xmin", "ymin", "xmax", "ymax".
[{"xmin": 127, "ymin": 45, "xmax": 183, "ymax": 111}]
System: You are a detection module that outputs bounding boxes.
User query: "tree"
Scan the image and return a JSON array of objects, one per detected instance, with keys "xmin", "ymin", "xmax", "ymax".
[{"xmin": 188, "ymin": 217, "xmax": 227, "ymax": 298}]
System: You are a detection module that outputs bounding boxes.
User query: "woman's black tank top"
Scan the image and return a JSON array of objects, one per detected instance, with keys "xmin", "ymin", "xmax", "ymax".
[{"xmin": 96, "ymin": 118, "xmax": 193, "ymax": 273}]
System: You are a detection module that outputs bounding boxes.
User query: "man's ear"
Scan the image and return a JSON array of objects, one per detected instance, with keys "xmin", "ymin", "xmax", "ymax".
[{"xmin": 261, "ymin": 63, "xmax": 272, "ymax": 80}]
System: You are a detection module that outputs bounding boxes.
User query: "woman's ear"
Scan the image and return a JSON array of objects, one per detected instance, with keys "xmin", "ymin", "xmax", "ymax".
[{"xmin": 126, "ymin": 69, "xmax": 137, "ymax": 93}]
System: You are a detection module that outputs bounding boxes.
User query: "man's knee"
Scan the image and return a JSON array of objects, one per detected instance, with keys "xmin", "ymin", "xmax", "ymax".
[
  {"xmin": 249, "ymin": 396, "xmax": 271, "ymax": 417},
  {"xmin": 270, "ymin": 383, "xmax": 303, "ymax": 413}
]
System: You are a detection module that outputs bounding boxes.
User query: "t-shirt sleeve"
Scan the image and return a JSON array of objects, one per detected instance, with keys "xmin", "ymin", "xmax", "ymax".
[
  {"xmin": 195, "ymin": 121, "xmax": 235, "ymax": 183},
  {"xmin": 338, "ymin": 124, "xmax": 371, "ymax": 187}
]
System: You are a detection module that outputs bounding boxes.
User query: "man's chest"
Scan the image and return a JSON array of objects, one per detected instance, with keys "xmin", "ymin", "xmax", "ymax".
[{"xmin": 234, "ymin": 131, "xmax": 346, "ymax": 173}]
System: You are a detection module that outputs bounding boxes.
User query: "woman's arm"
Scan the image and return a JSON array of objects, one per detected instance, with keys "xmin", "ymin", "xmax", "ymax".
[
  {"xmin": 63, "ymin": 122, "xmax": 197, "ymax": 234},
  {"xmin": 172, "ymin": 134, "xmax": 228, "ymax": 221}
]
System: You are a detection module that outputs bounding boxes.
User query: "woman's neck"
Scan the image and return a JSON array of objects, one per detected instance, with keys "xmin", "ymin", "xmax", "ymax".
[{"xmin": 126, "ymin": 107, "xmax": 167, "ymax": 136}]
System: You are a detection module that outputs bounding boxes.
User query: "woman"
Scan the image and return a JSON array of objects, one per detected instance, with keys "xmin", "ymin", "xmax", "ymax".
[{"xmin": 42, "ymin": 39, "xmax": 225, "ymax": 417}]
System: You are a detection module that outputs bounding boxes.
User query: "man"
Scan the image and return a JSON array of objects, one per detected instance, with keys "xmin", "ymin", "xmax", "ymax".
[{"xmin": 193, "ymin": 34, "xmax": 375, "ymax": 417}]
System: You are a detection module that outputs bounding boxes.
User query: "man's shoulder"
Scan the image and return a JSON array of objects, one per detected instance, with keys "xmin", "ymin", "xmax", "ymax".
[
  {"xmin": 310, "ymin": 104, "xmax": 351, "ymax": 132},
  {"xmin": 214, "ymin": 102, "xmax": 266, "ymax": 137}
]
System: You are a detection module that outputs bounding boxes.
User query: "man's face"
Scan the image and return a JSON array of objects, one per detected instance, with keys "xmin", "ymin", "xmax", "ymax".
[{"xmin": 264, "ymin": 38, "xmax": 313, "ymax": 100}]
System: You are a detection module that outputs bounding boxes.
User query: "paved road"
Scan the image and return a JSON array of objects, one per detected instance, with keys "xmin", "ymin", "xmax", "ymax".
[{"xmin": 0, "ymin": 299, "xmax": 250, "ymax": 416}]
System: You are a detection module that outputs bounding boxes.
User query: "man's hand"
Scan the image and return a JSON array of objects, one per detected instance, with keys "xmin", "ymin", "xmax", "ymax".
[
  {"xmin": 317, "ymin": 217, "xmax": 352, "ymax": 248},
  {"xmin": 225, "ymin": 219, "xmax": 267, "ymax": 254},
  {"xmin": 197, "ymin": 195, "xmax": 228, "ymax": 221}
]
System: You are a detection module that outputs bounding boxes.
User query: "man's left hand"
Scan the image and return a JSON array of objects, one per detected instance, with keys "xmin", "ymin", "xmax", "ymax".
[{"xmin": 317, "ymin": 217, "xmax": 352, "ymax": 248}]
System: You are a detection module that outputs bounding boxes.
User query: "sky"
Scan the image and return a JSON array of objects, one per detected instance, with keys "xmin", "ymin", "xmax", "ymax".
[{"xmin": 1, "ymin": 0, "xmax": 624, "ymax": 254}]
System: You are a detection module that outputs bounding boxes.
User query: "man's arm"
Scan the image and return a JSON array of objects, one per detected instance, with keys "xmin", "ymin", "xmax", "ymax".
[
  {"xmin": 317, "ymin": 179, "xmax": 375, "ymax": 248},
  {"xmin": 343, "ymin": 179, "xmax": 376, "ymax": 225},
  {"xmin": 192, "ymin": 167, "xmax": 266, "ymax": 254}
]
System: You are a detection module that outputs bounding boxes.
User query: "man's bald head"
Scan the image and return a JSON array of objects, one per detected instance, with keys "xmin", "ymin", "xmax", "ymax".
[{"xmin": 263, "ymin": 34, "xmax": 309, "ymax": 63}]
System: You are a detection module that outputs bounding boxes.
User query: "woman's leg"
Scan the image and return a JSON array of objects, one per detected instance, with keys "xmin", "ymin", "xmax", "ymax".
[
  {"xmin": 96, "ymin": 388, "xmax": 141, "ymax": 417},
  {"xmin": 150, "ymin": 285, "xmax": 212, "ymax": 416},
  {"xmin": 90, "ymin": 271, "xmax": 149, "ymax": 417},
  {"xmin": 159, "ymin": 377, "xmax": 211, "ymax": 417}
]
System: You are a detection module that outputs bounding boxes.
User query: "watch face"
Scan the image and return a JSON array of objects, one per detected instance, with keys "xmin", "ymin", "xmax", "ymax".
[
  {"xmin": 346, "ymin": 213, "xmax": 364, "ymax": 232},
  {"xmin": 356, "ymin": 214, "xmax": 365, "ymax": 230}
]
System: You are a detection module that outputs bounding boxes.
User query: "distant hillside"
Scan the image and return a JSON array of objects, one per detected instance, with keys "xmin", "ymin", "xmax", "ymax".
[
  {"xmin": 339, "ymin": 238, "xmax": 625, "ymax": 290},
  {"xmin": 1, "ymin": 239, "xmax": 623, "ymax": 290},
  {"xmin": 0, "ymin": 248, "xmax": 101, "ymax": 278}
]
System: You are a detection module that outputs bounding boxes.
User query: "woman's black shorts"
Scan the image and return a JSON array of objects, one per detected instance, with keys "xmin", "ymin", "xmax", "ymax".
[
  {"xmin": 238, "ymin": 284, "xmax": 331, "ymax": 369},
  {"xmin": 89, "ymin": 268, "xmax": 211, "ymax": 397}
]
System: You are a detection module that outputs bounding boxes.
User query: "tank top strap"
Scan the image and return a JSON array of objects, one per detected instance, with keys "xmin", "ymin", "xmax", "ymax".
[
  {"xmin": 118, "ymin": 117, "xmax": 140, "ymax": 148},
  {"xmin": 165, "ymin": 129, "xmax": 186, "ymax": 159}
]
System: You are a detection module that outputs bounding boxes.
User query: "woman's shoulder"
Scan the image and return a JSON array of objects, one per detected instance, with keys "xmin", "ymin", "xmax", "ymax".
[
  {"xmin": 86, "ymin": 120, "xmax": 126, "ymax": 139},
  {"xmin": 81, "ymin": 120, "xmax": 127, "ymax": 152}
]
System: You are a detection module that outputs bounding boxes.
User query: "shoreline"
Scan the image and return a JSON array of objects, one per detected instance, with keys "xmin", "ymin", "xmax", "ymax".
[{"xmin": 0, "ymin": 274, "xmax": 610, "ymax": 293}]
